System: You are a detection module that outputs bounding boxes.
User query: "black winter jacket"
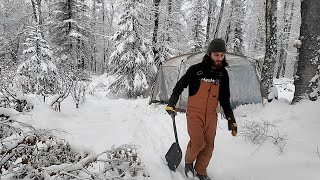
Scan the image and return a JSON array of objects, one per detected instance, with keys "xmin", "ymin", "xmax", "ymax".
[{"xmin": 168, "ymin": 55, "xmax": 235, "ymax": 119}]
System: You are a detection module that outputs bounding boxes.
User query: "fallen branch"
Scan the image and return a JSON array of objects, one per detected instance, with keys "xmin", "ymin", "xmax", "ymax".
[{"xmin": 43, "ymin": 154, "xmax": 97, "ymax": 174}]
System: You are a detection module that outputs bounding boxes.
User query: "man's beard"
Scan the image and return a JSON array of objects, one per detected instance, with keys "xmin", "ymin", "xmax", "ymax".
[{"xmin": 213, "ymin": 60, "xmax": 223, "ymax": 69}]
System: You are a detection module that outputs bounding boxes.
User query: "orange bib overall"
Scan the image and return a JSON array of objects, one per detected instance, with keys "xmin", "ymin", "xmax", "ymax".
[{"xmin": 185, "ymin": 80, "xmax": 219, "ymax": 175}]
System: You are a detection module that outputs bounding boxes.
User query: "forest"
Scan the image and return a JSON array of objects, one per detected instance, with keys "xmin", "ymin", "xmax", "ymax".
[
  {"xmin": 0, "ymin": 0, "xmax": 319, "ymax": 179},
  {"xmin": 1, "ymin": 0, "xmax": 318, "ymax": 102}
]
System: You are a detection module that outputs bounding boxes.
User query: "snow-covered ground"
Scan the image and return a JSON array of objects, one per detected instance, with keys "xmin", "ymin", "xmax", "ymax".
[{"xmin": 17, "ymin": 76, "xmax": 320, "ymax": 180}]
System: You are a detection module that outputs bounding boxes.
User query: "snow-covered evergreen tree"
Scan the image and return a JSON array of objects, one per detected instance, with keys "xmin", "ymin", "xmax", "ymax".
[
  {"xmin": 108, "ymin": 0, "xmax": 156, "ymax": 98},
  {"xmin": 189, "ymin": 0, "xmax": 206, "ymax": 52},
  {"xmin": 16, "ymin": 25, "xmax": 59, "ymax": 98},
  {"xmin": 48, "ymin": 0, "xmax": 92, "ymax": 79}
]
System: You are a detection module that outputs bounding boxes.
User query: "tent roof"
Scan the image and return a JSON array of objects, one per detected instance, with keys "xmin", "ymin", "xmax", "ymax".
[{"xmin": 164, "ymin": 52, "xmax": 257, "ymax": 68}]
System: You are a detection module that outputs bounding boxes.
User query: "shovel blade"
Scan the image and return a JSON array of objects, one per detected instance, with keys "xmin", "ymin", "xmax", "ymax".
[{"xmin": 165, "ymin": 142, "xmax": 182, "ymax": 171}]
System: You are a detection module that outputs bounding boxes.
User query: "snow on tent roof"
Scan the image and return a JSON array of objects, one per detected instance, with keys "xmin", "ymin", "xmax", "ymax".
[{"xmin": 150, "ymin": 52, "xmax": 262, "ymax": 110}]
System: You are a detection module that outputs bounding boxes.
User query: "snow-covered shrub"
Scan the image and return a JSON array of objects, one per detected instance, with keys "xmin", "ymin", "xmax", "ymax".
[
  {"xmin": 0, "ymin": 88, "xmax": 34, "ymax": 112},
  {"xmin": 50, "ymin": 73, "xmax": 73, "ymax": 112},
  {"xmin": 239, "ymin": 120, "xmax": 286, "ymax": 154},
  {"xmin": 84, "ymin": 144, "xmax": 149, "ymax": 179},
  {"xmin": 72, "ymin": 80, "xmax": 89, "ymax": 108},
  {"xmin": 87, "ymin": 82, "xmax": 105, "ymax": 95}
]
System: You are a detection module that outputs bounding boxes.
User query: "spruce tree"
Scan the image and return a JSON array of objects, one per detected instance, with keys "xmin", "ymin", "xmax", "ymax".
[{"xmin": 108, "ymin": 0, "xmax": 156, "ymax": 98}]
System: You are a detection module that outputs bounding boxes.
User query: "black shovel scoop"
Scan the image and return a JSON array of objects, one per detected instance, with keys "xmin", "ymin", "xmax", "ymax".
[{"xmin": 165, "ymin": 114, "xmax": 182, "ymax": 171}]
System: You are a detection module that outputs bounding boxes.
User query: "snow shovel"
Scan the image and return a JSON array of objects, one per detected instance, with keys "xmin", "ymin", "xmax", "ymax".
[{"xmin": 165, "ymin": 113, "xmax": 182, "ymax": 171}]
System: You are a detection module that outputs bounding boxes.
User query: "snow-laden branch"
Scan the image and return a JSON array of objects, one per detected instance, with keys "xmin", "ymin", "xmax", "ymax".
[
  {"xmin": 0, "ymin": 107, "xmax": 19, "ymax": 117},
  {"xmin": 43, "ymin": 153, "xmax": 97, "ymax": 173},
  {"xmin": 1, "ymin": 115, "xmax": 149, "ymax": 179}
]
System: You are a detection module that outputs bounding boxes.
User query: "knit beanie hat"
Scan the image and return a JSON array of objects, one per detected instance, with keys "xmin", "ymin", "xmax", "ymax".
[{"xmin": 207, "ymin": 38, "xmax": 226, "ymax": 55}]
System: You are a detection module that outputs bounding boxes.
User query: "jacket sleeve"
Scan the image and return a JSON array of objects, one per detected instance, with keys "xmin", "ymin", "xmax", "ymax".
[
  {"xmin": 168, "ymin": 68, "xmax": 192, "ymax": 106},
  {"xmin": 219, "ymin": 70, "xmax": 235, "ymax": 120}
]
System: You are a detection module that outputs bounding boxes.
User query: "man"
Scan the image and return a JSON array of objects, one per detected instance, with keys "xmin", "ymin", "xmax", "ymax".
[{"xmin": 165, "ymin": 38, "xmax": 237, "ymax": 180}]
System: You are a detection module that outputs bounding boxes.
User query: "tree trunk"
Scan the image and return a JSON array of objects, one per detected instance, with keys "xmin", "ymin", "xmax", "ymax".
[
  {"xmin": 224, "ymin": 0, "xmax": 235, "ymax": 46},
  {"xmin": 293, "ymin": 0, "xmax": 320, "ymax": 102},
  {"xmin": 152, "ymin": 0, "xmax": 161, "ymax": 67},
  {"xmin": 253, "ymin": 16, "xmax": 265, "ymax": 56},
  {"xmin": 92, "ymin": 0, "xmax": 97, "ymax": 73},
  {"xmin": 101, "ymin": 0, "xmax": 106, "ymax": 73},
  {"xmin": 36, "ymin": 0, "xmax": 43, "ymax": 27},
  {"xmin": 224, "ymin": 19, "xmax": 231, "ymax": 45},
  {"xmin": 9, "ymin": 38, "xmax": 19, "ymax": 64},
  {"xmin": 31, "ymin": 0, "xmax": 38, "ymax": 22},
  {"xmin": 168, "ymin": 0, "xmax": 172, "ymax": 15},
  {"xmin": 31, "ymin": 0, "xmax": 43, "ymax": 36},
  {"xmin": 260, "ymin": 0, "xmax": 277, "ymax": 101},
  {"xmin": 165, "ymin": 0, "xmax": 173, "ymax": 43},
  {"xmin": 205, "ymin": 0, "xmax": 215, "ymax": 45},
  {"xmin": 214, "ymin": 0, "xmax": 225, "ymax": 38}
]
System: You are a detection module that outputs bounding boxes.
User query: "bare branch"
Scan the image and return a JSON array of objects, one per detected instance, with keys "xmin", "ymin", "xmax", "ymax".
[{"xmin": 239, "ymin": 119, "xmax": 287, "ymax": 154}]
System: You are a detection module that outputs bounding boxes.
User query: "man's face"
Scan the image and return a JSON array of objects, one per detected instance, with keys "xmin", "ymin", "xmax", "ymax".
[{"xmin": 210, "ymin": 52, "xmax": 225, "ymax": 69}]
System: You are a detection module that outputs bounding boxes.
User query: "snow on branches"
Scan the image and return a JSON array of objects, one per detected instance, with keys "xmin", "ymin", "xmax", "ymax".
[
  {"xmin": 0, "ymin": 88, "xmax": 34, "ymax": 113},
  {"xmin": 16, "ymin": 24, "xmax": 59, "ymax": 99},
  {"xmin": 0, "ymin": 97, "xmax": 149, "ymax": 179},
  {"xmin": 0, "ymin": 123, "xmax": 149, "ymax": 180},
  {"xmin": 0, "ymin": 116, "xmax": 86, "ymax": 179},
  {"xmin": 107, "ymin": 0, "xmax": 156, "ymax": 98}
]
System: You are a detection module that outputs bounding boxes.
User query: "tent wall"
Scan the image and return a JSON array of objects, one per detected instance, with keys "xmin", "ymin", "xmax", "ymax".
[{"xmin": 150, "ymin": 52, "xmax": 262, "ymax": 110}]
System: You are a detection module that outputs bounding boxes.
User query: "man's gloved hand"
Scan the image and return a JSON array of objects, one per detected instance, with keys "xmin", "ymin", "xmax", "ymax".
[
  {"xmin": 165, "ymin": 104, "xmax": 176, "ymax": 116},
  {"xmin": 227, "ymin": 117, "xmax": 237, "ymax": 136}
]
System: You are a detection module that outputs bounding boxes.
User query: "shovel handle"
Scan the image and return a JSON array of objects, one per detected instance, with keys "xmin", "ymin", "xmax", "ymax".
[{"xmin": 171, "ymin": 114, "xmax": 179, "ymax": 145}]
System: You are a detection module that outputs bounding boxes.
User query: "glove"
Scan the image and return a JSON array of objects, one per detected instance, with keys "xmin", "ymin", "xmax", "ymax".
[
  {"xmin": 165, "ymin": 104, "xmax": 176, "ymax": 116},
  {"xmin": 227, "ymin": 117, "xmax": 237, "ymax": 136}
]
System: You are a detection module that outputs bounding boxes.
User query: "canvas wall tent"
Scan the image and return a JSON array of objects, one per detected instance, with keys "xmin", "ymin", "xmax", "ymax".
[{"xmin": 150, "ymin": 52, "xmax": 262, "ymax": 110}]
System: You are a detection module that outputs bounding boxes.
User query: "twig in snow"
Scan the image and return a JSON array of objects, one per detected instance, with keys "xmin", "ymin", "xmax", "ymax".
[{"xmin": 239, "ymin": 119, "xmax": 287, "ymax": 154}]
